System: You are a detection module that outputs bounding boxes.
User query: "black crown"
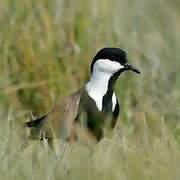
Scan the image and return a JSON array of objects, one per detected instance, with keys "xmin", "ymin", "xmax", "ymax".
[{"xmin": 91, "ymin": 47, "xmax": 127, "ymax": 73}]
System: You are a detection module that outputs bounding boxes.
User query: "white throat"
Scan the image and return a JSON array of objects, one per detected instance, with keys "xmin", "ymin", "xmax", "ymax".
[{"xmin": 85, "ymin": 59, "xmax": 122, "ymax": 111}]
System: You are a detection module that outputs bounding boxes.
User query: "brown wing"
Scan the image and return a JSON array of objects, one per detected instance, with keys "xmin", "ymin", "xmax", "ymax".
[
  {"xmin": 25, "ymin": 88, "xmax": 83, "ymax": 140},
  {"xmin": 51, "ymin": 88, "xmax": 83, "ymax": 140},
  {"xmin": 49, "ymin": 88, "xmax": 98, "ymax": 143}
]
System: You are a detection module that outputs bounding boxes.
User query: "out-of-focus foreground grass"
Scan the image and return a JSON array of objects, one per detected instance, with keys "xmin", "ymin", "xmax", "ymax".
[{"xmin": 0, "ymin": 0, "xmax": 180, "ymax": 179}]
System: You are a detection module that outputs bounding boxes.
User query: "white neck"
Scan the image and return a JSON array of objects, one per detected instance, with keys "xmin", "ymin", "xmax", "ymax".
[{"xmin": 85, "ymin": 68, "xmax": 116, "ymax": 111}]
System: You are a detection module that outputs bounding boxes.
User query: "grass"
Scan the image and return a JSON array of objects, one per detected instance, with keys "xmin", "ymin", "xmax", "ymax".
[{"xmin": 0, "ymin": 0, "xmax": 180, "ymax": 179}]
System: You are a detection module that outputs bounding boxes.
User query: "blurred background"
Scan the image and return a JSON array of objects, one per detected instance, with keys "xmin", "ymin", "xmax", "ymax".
[{"xmin": 0, "ymin": 0, "xmax": 180, "ymax": 179}]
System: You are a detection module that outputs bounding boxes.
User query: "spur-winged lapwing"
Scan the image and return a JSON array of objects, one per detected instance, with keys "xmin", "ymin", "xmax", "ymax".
[{"xmin": 25, "ymin": 47, "xmax": 140, "ymax": 143}]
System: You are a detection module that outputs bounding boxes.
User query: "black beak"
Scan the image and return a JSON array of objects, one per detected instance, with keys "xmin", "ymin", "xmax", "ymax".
[{"xmin": 124, "ymin": 63, "xmax": 141, "ymax": 74}]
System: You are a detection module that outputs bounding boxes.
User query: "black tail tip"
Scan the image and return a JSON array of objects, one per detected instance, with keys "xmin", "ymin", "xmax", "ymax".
[{"xmin": 24, "ymin": 121, "xmax": 35, "ymax": 127}]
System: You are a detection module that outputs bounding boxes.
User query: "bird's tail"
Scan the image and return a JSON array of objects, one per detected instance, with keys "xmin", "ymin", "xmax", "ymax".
[
  {"xmin": 24, "ymin": 106, "xmax": 58, "ymax": 139},
  {"xmin": 25, "ymin": 115, "xmax": 47, "ymax": 127},
  {"xmin": 24, "ymin": 114, "xmax": 49, "ymax": 139}
]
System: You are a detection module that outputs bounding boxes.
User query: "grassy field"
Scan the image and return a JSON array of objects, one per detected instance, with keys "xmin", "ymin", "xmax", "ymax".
[{"xmin": 0, "ymin": 0, "xmax": 180, "ymax": 179}]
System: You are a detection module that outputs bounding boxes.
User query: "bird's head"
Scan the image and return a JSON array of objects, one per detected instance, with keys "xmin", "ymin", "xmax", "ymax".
[{"xmin": 91, "ymin": 47, "xmax": 140, "ymax": 75}]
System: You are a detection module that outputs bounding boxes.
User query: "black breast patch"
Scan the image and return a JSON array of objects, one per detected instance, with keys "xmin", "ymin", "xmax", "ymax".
[
  {"xmin": 78, "ymin": 90, "xmax": 120, "ymax": 140},
  {"xmin": 102, "ymin": 90, "xmax": 113, "ymax": 113}
]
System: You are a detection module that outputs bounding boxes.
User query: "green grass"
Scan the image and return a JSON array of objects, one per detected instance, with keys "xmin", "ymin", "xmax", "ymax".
[{"xmin": 0, "ymin": 0, "xmax": 180, "ymax": 179}]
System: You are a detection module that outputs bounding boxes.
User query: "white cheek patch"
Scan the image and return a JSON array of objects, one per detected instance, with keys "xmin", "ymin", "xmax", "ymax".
[{"xmin": 94, "ymin": 59, "xmax": 124, "ymax": 73}]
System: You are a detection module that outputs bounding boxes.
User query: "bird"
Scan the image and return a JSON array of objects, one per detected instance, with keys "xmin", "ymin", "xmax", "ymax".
[{"xmin": 25, "ymin": 47, "xmax": 140, "ymax": 145}]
